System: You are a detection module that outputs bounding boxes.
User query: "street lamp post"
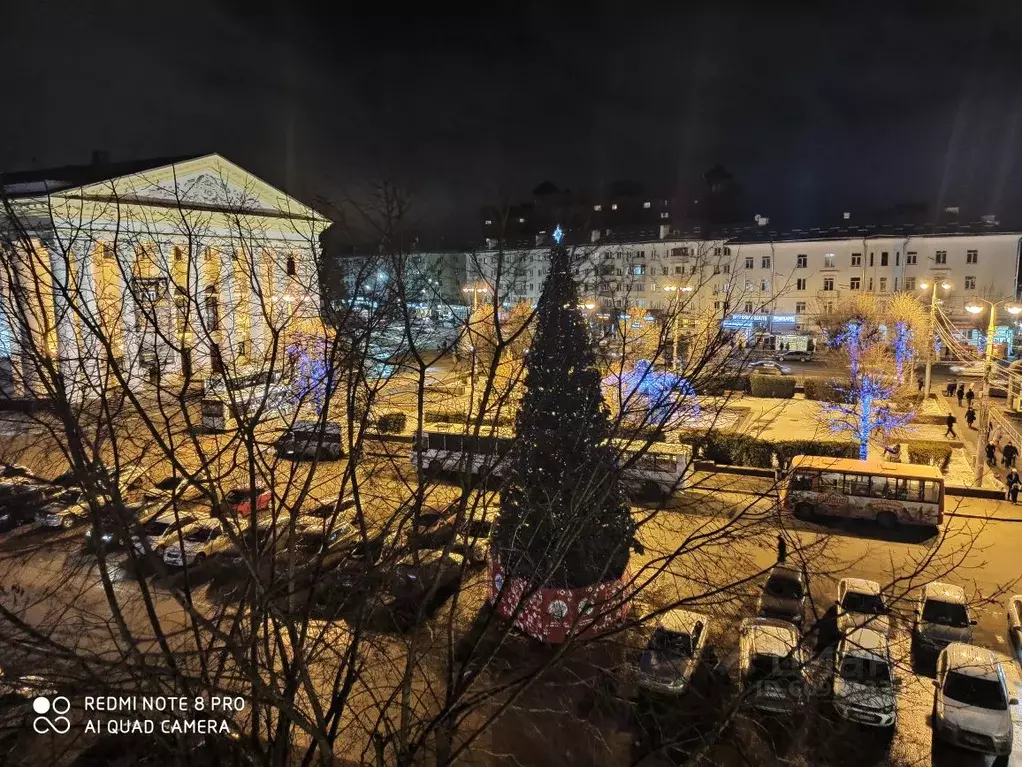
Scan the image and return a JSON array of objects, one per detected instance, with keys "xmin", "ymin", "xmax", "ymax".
[
  {"xmin": 462, "ymin": 285, "xmax": 489, "ymax": 418},
  {"xmin": 919, "ymin": 280, "xmax": 951, "ymax": 398},
  {"xmin": 964, "ymin": 298, "xmax": 1022, "ymax": 484},
  {"xmin": 661, "ymin": 284, "xmax": 694, "ymax": 370}
]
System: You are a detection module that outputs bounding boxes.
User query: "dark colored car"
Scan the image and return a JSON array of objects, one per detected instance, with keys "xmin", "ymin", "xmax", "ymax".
[
  {"xmin": 274, "ymin": 421, "xmax": 344, "ymax": 460},
  {"xmin": 391, "ymin": 550, "xmax": 465, "ymax": 603},
  {"xmin": 0, "ymin": 482, "xmax": 65, "ymax": 531},
  {"xmin": 756, "ymin": 564, "xmax": 807, "ymax": 627},
  {"xmin": 775, "ymin": 350, "xmax": 813, "ymax": 362}
]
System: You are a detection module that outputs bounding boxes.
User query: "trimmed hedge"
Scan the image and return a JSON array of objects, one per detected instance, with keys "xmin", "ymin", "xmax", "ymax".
[
  {"xmin": 424, "ymin": 410, "xmax": 517, "ymax": 428},
  {"xmin": 748, "ymin": 375, "xmax": 796, "ymax": 399},
  {"xmin": 681, "ymin": 432, "xmax": 857, "ymax": 469},
  {"xmin": 700, "ymin": 374, "xmax": 749, "ymax": 396},
  {"xmin": 803, "ymin": 378, "xmax": 846, "ymax": 403},
  {"xmin": 773, "ymin": 440, "xmax": 859, "ymax": 467},
  {"xmin": 377, "ymin": 412, "xmax": 407, "ymax": 434},
  {"xmin": 904, "ymin": 440, "xmax": 953, "ymax": 473}
]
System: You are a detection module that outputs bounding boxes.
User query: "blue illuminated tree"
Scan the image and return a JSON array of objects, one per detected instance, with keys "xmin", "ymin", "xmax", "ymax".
[
  {"xmin": 606, "ymin": 359, "xmax": 699, "ymax": 428},
  {"xmin": 824, "ymin": 318, "xmax": 913, "ymax": 460},
  {"xmin": 892, "ymin": 321, "xmax": 911, "ymax": 381},
  {"xmin": 288, "ymin": 336, "xmax": 330, "ymax": 416}
]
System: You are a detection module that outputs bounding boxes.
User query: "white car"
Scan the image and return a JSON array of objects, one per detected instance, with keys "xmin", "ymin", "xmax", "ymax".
[
  {"xmin": 159, "ymin": 520, "xmax": 225, "ymax": 567},
  {"xmin": 913, "ymin": 582, "xmax": 975, "ymax": 656},
  {"xmin": 832, "ymin": 627, "xmax": 897, "ymax": 728},
  {"xmin": 748, "ymin": 360, "xmax": 791, "ymax": 376},
  {"xmin": 1008, "ymin": 595, "xmax": 1022, "ymax": 664},
  {"xmin": 836, "ymin": 578, "xmax": 890, "ymax": 635},
  {"xmin": 635, "ymin": 609, "xmax": 710, "ymax": 696},
  {"xmin": 737, "ymin": 617, "xmax": 809, "ymax": 714},
  {"xmin": 949, "ymin": 362, "xmax": 986, "ymax": 377},
  {"xmin": 933, "ymin": 643, "xmax": 1016, "ymax": 758}
]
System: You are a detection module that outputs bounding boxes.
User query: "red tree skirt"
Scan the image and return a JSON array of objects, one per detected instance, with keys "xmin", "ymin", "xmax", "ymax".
[{"xmin": 488, "ymin": 553, "xmax": 632, "ymax": 644}]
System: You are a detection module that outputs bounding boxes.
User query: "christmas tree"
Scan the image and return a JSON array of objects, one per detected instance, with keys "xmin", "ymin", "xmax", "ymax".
[{"xmin": 494, "ymin": 234, "xmax": 635, "ymax": 588}]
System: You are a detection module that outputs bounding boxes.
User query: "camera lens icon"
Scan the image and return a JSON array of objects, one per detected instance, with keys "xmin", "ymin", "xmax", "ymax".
[{"xmin": 32, "ymin": 696, "xmax": 71, "ymax": 734}]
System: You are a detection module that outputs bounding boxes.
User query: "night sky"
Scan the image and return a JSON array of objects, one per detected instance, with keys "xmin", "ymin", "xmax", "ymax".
[{"xmin": 4, "ymin": 2, "xmax": 1022, "ymax": 238}]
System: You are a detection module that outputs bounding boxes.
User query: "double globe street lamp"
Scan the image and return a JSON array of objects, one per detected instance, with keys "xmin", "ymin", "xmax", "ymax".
[
  {"xmin": 661, "ymin": 284, "xmax": 694, "ymax": 370},
  {"xmin": 963, "ymin": 297, "xmax": 1022, "ymax": 483},
  {"xmin": 918, "ymin": 280, "xmax": 952, "ymax": 398}
]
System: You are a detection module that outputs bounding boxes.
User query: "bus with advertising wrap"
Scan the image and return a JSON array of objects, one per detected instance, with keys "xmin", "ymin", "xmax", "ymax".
[
  {"xmin": 780, "ymin": 455, "xmax": 944, "ymax": 528},
  {"xmin": 411, "ymin": 425, "xmax": 690, "ymax": 499}
]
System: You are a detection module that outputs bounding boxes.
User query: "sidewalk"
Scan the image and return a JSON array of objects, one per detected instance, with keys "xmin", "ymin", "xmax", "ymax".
[{"xmin": 936, "ymin": 391, "xmax": 1010, "ymax": 491}]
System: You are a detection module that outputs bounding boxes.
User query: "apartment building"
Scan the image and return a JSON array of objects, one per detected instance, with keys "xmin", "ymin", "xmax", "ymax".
[
  {"xmin": 470, "ymin": 221, "xmax": 1022, "ymax": 348},
  {"xmin": 0, "ymin": 153, "xmax": 329, "ymax": 398}
]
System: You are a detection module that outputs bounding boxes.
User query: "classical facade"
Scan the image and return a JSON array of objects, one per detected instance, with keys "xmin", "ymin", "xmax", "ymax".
[{"xmin": 0, "ymin": 153, "xmax": 330, "ymax": 398}]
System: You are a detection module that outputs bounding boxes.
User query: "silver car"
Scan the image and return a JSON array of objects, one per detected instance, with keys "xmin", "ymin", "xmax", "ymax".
[
  {"xmin": 933, "ymin": 643, "xmax": 1016, "ymax": 757},
  {"xmin": 832, "ymin": 627, "xmax": 897, "ymax": 728},
  {"xmin": 913, "ymin": 582, "xmax": 975, "ymax": 655},
  {"xmin": 635, "ymin": 609, "xmax": 710, "ymax": 696}
]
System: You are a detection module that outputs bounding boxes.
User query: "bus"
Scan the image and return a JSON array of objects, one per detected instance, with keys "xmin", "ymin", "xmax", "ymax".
[
  {"xmin": 780, "ymin": 455, "xmax": 944, "ymax": 528},
  {"xmin": 411, "ymin": 425, "xmax": 690, "ymax": 498}
]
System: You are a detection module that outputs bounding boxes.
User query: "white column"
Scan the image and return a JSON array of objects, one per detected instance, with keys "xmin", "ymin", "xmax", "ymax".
[
  {"xmin": 47, "ymin": 243, "xmax": 81, "ymax": 400},
  {"xmin": 116, "ymin": 244, "xmax": 142, "ymax": 391},
  {"xmin": 74, "ymin": 240, "xmax": 105, "ymax": 398}
]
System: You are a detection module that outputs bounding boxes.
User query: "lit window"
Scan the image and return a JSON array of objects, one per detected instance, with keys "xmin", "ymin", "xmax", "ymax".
[
  {"xmin": 484, "ymin": 219, "xmax": 492, "ymax": 225},
  {"xmin": 965, "ymin": 275, "xmax": 976, "ymax": 290},
  {"xmin": 643, "ymin": 201, "xmax": 651, "ymax": 209},
  {"xmin": 518, "ymin": 217, "xmax": 525, "ymax": 224},
  {"xmin": 611, "ymin": 203, "xmax": 618, "ymax": 210},
  {"xmin": 660, "ymin": 211, "xmax": 669, "ymax": 219},
  {"xmin": 824, "ymin": 253, "xmax": 835, "ymax": 268},
  {"xmin": 593, "ymin": 205, "xmax": 602, "ymax": 212}
]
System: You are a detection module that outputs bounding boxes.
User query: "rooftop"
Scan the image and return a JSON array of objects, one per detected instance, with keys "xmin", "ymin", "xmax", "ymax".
[
  {"xmin": 742, "ymin": 617, "xmax": 799, "ymax": 657},
  {"xmin": 841, "ymin": 578, "xmax": 882, "ymax": 596},
  {"xmin": 0, "ymin": 154, "xmax": 205, "ymax": 197},
  {"xmin": 843, "ymin": 627, "xmax": 889, "ymax": 657},
  {"xmin": 923, "ymin": 582, "xmax": 967, "ymax": 603},
  {"xmin": 944, "ymin": 642, "xmax": 1001, "ymax": 679}
]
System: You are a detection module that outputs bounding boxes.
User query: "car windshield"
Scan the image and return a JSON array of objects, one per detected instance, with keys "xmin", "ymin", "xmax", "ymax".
[
  {"xmin": 766, "ymin": 575, "xmax": 803, "ymax": 600},
  {"xmin": 184, "ymin": 528, "xmax": 216, "ymax": 543},
  {"xmin": 943, "ymin": 671, "xmax": 1007, "ymax": 710},
  {"xmin": 839, "ymin": 656, "xmax": 892, "ymax": 686},
  {"xmin": 842, "ymin": 592, "xmax": 885, "ymax": 614},
  {"xmin": 144, "ymin": 519, "xmax": 173, "ymax": 536},
  {"xmin": 747, "ymin": 653, "xmax": 801, "ymax": 683},
  {"xmin": 649, "ymin": 628, "xmax": 693, "ymax": 658},
  {"xmin": 922, "ymin": 599, "xmax": 969, "ymax": 627},
  {"xmin": 154, "ymin": 477, "xmax": 181, "ymax": 490}
]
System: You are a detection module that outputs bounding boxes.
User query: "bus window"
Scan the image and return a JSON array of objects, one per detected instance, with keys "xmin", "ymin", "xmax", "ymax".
[
  {"xmin": 921, "ymin": 481, "xmax": 940, "ymax": 504},
  {"xmin": 819, "ymin": 472, "xmax": 843, "ymax": 492},
  {"xmin": 446, "ymin": 434, "xmax": 464, "ymax": 452},
  {"xmin": 870, "ymin": 475, "xmax": 892, "ymax": 498},
  {"xmin": 845, "ymin": 474, "xmax": 870, "ymax": 497},
  {"xmin": 897, "ymin": 478, "xmax": 921, "ymax": 501},
  {"xmin": 789, "ymin": 472, "xmax": 814, "ymax": 491},
  {"xmin": 658, "ymin": 455, "xmax": 678, "ymax": 472}
]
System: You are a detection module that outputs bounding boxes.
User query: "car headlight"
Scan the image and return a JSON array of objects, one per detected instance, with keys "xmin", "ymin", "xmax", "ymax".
[
  {"xmin": 101, "ymin": 533, "xmax": 113, "ymax": 543},
  {"xmin": 0, "ymin": 514, "xmax": 9, "ymax": 522}
]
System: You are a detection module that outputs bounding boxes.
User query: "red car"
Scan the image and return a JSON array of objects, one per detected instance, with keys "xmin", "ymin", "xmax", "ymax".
[{"xmin": 221, "ymin": 486, "xmax": 271, "ymax": 517}]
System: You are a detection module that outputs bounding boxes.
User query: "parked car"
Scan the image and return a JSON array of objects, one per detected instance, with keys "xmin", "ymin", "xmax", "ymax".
[
  {"xmin": 128, "ymin": 508, "xmax": 204, "ymax": 558},
  {"xmin": 0, "ymin": 482, "xmax": 65, "ymax": 531},
  {"xmin": 391, "ymin": 549, "xmax": 465, "ymax": 604},
  {"xmin": 219, "ymin": 486, "xmax": 270, "ymax": 517},
  {"xmin": 37, "ymin": 493, "xmax": 146, "ymax": 531},
  {"xmin": 301, "ymin": 497, "xmax": 357, "ymax": 520},
  {"xmin": 274, "ymin": 421, "xmax": 344, "ymax": 460},
  {"xmin": 913, "ymin": 582, "xmax": 975, "ymax": 656},
  {"xmin": 159, "ymin": 520, "xmax": 227, "ymax": 567},
  {"xmin": 0, "ymin": 464, "xmax": 31, "ymax": 479},
  {"xmin": 932, "ymin": 642, "xmax": 1016, "ymax": 758},
  {"xmin": 48, "ymin": 462, "xmax": 145, "ymax": 493},
  {"xmin": 737, "ymin": 617, "xmax": 809, "ymax": 714},
  {"xmin": 836, "ymin": 578, "xmax": 890, "ymax": 635},
  {"xmin": 831, "ymin": 627, "xmax": 897, "ymax": 729},
  {"xmin": 756, "ymin": 564, "xmax": 807, "ymax": 627},
  {"xmin": 949, "ymin": 361, "xmax": 986, "ymax": 377},
  {"xmin": 748, "ymin": 360, "xmax": 791, "ymax": 376},
  {"xmin": 144, "ymin": 475, "xmax": 204, "ymax": 504},
  {"xmin": 635, "ymin": 609, "xmax": 710, "ymax": 696},
  {"xmin": 775, "ymin": 350, "xmax": 813, "ymax": 362},
  {"xmin": 1008, "ymin": 594, "xmax": 1022, "ymax": 663}
]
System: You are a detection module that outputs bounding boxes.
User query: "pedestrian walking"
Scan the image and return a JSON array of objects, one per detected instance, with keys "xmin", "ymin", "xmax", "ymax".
[
  {"xmin": 956, "ymin": 384, "xmax": 965, "ymax": 407},
  {"xmin": 986, "ymin": 441, "xmax": 998, "ymax": 467},
  {"xmin": 945, "ymin": 413, "xmax": 958, "ymax": 438},
  {"xmin": 945, "ymin": 380, "xmax": 956, "ymax": 397},
  {"xmin": 965, "ymin": 406, "xmax": 977, "ymax": 429},
  {"xmin": 776, "ymin": 533, "xmax": 787, "ymax": 564},
  {"xmin": 1003, "ymin": 440, "xmax": 1018, "ymax": 468},
  {"xmin": 917, "ymin": 377, "xmax": 924, "ymax": 393},
  {"xmin": 966, "ymin": 386, "xmax": 975, "ymax": 407},
  {"xmin": 1006, "ymin": 469, "xmax": 1020, "ymax": 504}
]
